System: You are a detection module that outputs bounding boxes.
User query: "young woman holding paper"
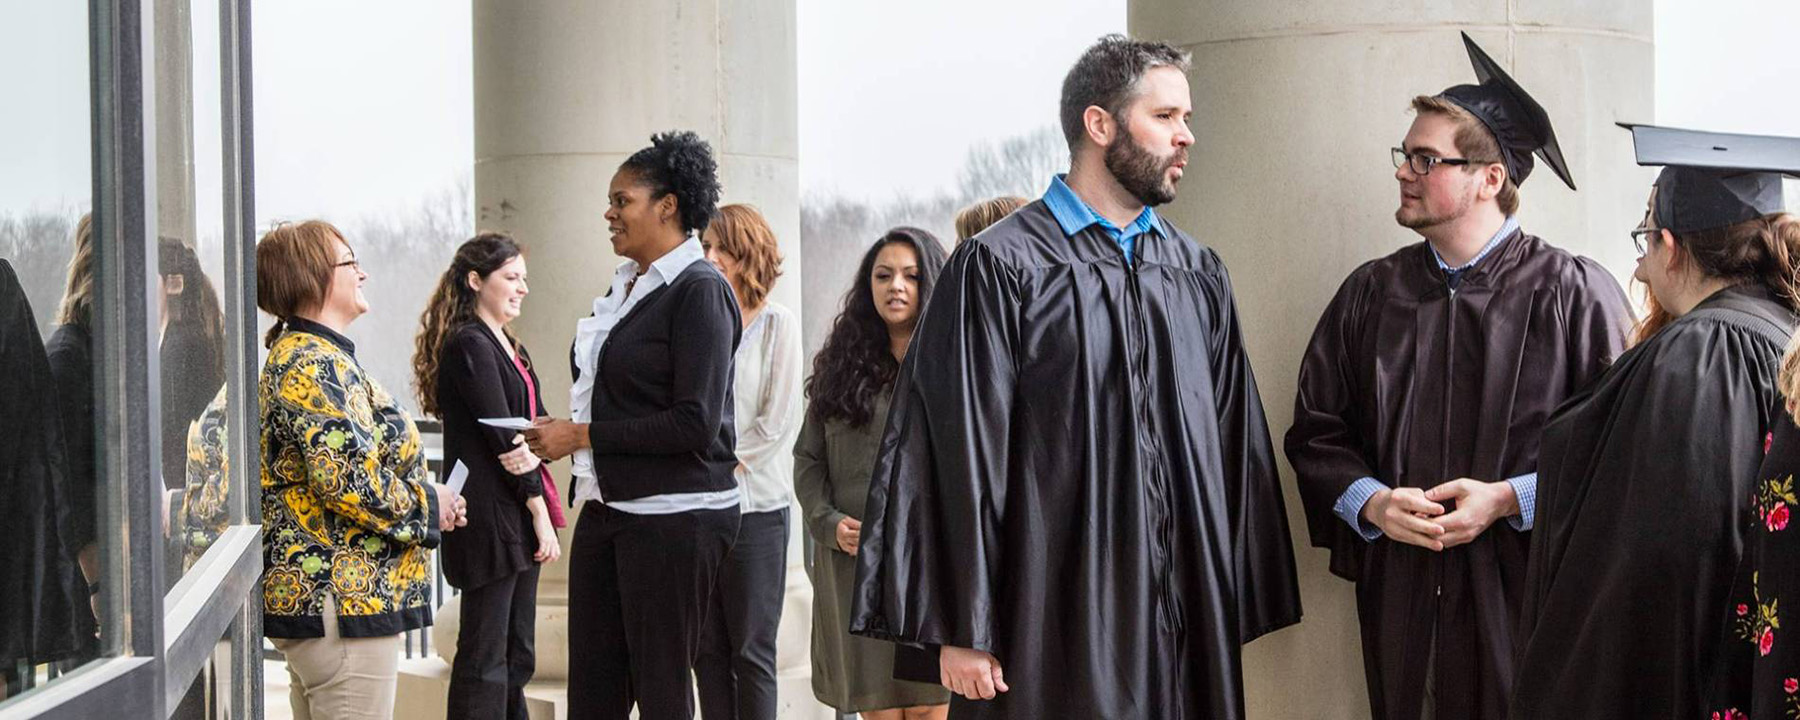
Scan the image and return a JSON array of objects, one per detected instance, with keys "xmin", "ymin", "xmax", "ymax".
[{"xmin": 411, "ymin": 231, "xmax": 563, "ymax": 720}]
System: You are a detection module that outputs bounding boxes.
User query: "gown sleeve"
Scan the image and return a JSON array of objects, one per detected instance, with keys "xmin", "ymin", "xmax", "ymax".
[
  {"xmin": 851, "ymin": 242, "xmax": 1021, "ymax": 654},
  {"xmin": 1284, "ymin": 268, "xmax": 1382, "ymax": 580},
  {"xmin": 1563, "ymin": 257, "xmax": 1635, "ymax": 392},
  {"xmin": 1202, "ymin": 257, "xmax": 1303, "ymax": 641}
]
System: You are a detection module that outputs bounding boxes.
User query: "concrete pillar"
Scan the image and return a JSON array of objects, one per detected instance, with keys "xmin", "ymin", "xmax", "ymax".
[
  {"xmin": 394, "ymin": 3, "xmax": 826, "ymax": 718},
  {"xmin": 1124, "ymin": 4, "xmax": 1652, "ymax": 718},
  {"xmin": 154, "ymin": 0, "xmax": 196, "ymax": 247}
]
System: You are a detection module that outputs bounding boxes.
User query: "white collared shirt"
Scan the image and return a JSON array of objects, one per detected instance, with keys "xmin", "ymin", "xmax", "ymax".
[{"xmin": 569, "ymin": 237, "xmax": 742, "ymax": 514}]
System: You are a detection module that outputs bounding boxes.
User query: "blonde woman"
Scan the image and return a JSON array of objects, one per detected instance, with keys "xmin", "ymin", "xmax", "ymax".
[{"xmin": 952, "ymin": 196, "xmax": 1027, "ymax": 244}]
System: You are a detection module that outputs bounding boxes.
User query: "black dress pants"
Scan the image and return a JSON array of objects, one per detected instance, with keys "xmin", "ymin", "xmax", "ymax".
[
  {"xmin": 696, "ymin": 507, "xmax": 789, "ymax": 720},
  {"xmin": 568, "ymin": 501, "xmax": 739, "ymax": 720},
  {"xmin": 448, "ymin": 563, "xmax": 541, "ymax": 720}
]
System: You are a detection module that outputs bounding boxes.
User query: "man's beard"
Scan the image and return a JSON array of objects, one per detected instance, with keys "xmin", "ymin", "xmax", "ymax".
[{"xmin": 1105, "ymin": 123, "xmax": 1184, "ymax": 207}]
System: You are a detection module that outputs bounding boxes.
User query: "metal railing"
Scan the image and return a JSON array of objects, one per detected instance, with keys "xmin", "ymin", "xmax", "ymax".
[{"xmin": 405, "ymin": 418, "xmax": 458, "ymax": 661}]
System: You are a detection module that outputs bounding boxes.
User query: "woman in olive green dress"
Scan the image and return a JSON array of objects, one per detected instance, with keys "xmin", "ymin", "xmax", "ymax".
[{"xmin": 795, "ymin": 227, "xmax": 949, "ymax": 719}]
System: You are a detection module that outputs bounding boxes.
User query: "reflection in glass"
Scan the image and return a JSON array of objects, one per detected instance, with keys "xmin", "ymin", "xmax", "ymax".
[
  {"xmin": 176, "ymin": 386, "xmax": 232, "ymax": 568},
  {"xmin": 159, "ymin": 237, "xmax": 226, "ymax": 494},
  {"xmin": 1, "ymin": 0, "xmax": 105, "ymax": 701},
  {"xmin": 0, "ymin": 256, "xmax": 96, "ymax": 700}
]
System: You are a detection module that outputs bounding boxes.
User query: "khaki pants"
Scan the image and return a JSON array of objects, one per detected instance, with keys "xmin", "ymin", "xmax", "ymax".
[{"xmin": 270, "ymin": 598, "xmax": 402, "ymax": 720}]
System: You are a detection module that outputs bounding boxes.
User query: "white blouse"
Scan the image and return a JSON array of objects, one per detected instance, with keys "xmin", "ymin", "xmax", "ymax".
[{"xmin": 731, "ymin": 301, "xmax": 804, "ymax": 514}]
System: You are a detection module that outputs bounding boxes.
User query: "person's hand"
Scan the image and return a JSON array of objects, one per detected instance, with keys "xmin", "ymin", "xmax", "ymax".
[
  {"xmin": 940, "ymin": 646, "xmax": 1008, "ymax": 700},
  {"xmin": 498, "ymin": 435, "xmax": 542, "ymax": 475},
  {"xmin": 522, "ymin": 418, "xmax": 586, "ymax": 462},
  {"xmin": 1362, "ymin": 486, "xmax": 1447, "ymax": 551},
  {"xmin": 432, "ymin": 483, "xmax": 468, "ymax": 532},
  {"xmin": 1424, "ymin": 478, "xmax": 1519, "ymax": 548},
  {"xmin": 836, "ymin": 516, "xmax": 862, "ymax": 555},
  {"xmin": 532, "ymin": 510, "xmax": 561, "ymax": 564},
  {"xmin": 162, "ymin": 488, "xmax": 178, "ymax": 538}
]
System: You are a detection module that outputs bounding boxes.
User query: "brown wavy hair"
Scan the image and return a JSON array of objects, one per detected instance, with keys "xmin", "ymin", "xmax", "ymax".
[
  {"xmin": 954, "ymin": 196, "xmax": 1027, "ymax": 243},
  {"xmin": 411, "ymin": 232, "xmax": 525, "ymax": 418},
  {"xmin": 1633, "ymin": 213, "xmax": 1800, "ymax": 347},
  {"xmin": 255, "ymin": 220, "xmax": 345, "ymax": 348},
  {"xmin": 703, "ymin": 204, "xmax": 783, "ymax": 310},
  {"xmin": 56, "ymin": 213, "xmax": 95, "ymax": 327}
]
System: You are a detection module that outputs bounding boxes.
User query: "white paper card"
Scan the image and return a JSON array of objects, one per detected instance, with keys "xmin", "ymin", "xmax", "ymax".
[
  {"xmin": 478, "ymin": 417, "xmax": 534, "ymax": 430},
  {"xmin": 446, "ymin": 460, "xmax": 469, "ymax": 495}
]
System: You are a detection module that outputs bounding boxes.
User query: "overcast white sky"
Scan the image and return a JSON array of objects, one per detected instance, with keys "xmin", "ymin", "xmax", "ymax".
[{"xmin": 0, "ymin": 0, "xmax": 1796, "ymax": 221}]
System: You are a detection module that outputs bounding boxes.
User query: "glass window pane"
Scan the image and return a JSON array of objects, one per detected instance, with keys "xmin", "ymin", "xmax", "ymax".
[
  {"xmin": 155, "ymin": 0, "xmax": 234, "ymax": 592},
  {"xmin": 0, "ymin": 1, "xmax": 117, "ymax": 706}
]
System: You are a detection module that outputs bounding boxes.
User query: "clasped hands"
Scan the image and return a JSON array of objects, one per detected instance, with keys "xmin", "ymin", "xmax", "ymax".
[{"xmin": 1361, "ymin": 478, "xmax": 1519, "ymax": 551}]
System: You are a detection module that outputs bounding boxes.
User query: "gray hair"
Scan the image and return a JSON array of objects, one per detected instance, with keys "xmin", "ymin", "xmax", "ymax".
[{"xmin": 1058, "ymin": 34, "xmax": 1191, "ymax": 151}]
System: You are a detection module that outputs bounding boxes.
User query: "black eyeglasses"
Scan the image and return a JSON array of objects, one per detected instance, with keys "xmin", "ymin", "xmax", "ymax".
[
  {"xmin": 1392, "ymin": 147, "xmax": 1480, "ymax": 176},
  {"xmin": 1630, "ymin": 226, "xmax": 1659, "ymax": 257}
]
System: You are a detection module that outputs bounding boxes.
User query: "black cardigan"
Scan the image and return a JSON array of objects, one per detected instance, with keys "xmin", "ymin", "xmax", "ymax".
[
  {"xmin": 573, "ymin": 260, "xmax": 741, "ymax": 504},
  {"xmin": 435, "ymin": 322, "xmax": 547, "ymax": 589},
  {"xmin": 44, "ymin": 322, "xmax": 98, "ymax": 551}
]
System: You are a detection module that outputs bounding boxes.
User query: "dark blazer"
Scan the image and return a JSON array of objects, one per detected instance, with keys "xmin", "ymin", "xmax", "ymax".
[
  {"xmin": 44, "ymin": 322, "xmax": 98, "ymax": 551},
  {"xmin": 436, "ymin": 321, "xmax": 547, "ymax": 590},
  {"xmin": 160, "ymin": 322, "xmax": 223, "ymax": 489},
  {"xmin": 574, "ymin": 260, "xmax": 741, "ymax": 504}
]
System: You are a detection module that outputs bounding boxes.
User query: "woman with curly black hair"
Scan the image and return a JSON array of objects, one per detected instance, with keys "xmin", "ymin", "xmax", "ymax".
[
  {"xmin": 794, "ymin": 227, "xmax": 951, "ymax": 720},
  {"xmin": 522, "ymin": 131, "xmax": 741, "ymax": 720}
]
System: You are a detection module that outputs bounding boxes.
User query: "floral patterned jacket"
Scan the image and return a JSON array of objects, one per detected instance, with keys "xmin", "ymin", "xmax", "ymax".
[
  {"xmin": 259, "ymin": 319, "xmax": 440, "ymax": 639},
  {"xmin": 177, "ymin": 385, "xmax": 230, "ymax": 569}
]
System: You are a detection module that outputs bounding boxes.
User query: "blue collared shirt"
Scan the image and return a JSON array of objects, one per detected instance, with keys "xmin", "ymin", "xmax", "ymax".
[
  {"xmin": 1428, "ymin": 215, "xmax": 1519, "ymax": 288},
  {"xmin": 1335, "ymin": 216, "xmax": 1538, "ymax": 540},
  {"xmin": 1041, "ymin": 174, "xmax": 1162, "ymax": 262}
]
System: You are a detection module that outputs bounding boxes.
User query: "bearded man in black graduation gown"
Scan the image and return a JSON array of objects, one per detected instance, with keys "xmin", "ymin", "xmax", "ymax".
[
  {"xmin": 1285, "ymin": 33, "xmax": 1635, "ymax": 720},
  {"xmin": 848, "ymin": 34, "xmax": 1303, "ymax": 720}
]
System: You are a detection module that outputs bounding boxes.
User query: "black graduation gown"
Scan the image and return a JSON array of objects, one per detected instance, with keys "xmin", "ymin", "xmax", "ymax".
[
  {"xmin": 1512, "ymin": 284, "xmax": 1794, "ymax": 719},
  {"xmin": 849, "ymin": 200, "xmax": 1302, "ymax": 720},
  {"xmin": 1285, "ymin": 230, "xmax": 1633, "ymax": 720},
  {"xmin": 0, "ymin": 259, "xmax": 96, "ymax": 666}
]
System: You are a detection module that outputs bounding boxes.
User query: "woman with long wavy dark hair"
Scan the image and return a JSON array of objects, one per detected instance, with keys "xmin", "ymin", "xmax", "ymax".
[
  {"xmin": 157, "ymin": 236, "xmax": 225, "ymax": 492},
  {"xmin": 522, "ymin": 131, "xmax": 740, "ymax": 719},
  {"xmin": 411, "ymin": 232, "xmax": 562, "ymax": 719},
  {"xmin": 794, "ymin": 227, "xmax": 951, "ymax": 720}
]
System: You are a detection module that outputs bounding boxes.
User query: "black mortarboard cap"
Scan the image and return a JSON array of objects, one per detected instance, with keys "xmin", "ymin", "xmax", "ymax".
[
  {"xmin": 1618, "ymin": 123, "xmax": 1800, "ymax": 234},
  {"xmin": 1436, "ymin": 32, "xmax": 1576, "ymax": 191}
]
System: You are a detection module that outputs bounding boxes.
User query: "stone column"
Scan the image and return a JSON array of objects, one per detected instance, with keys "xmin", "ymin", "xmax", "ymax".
[
  {"xmin": 396, "ymin": 2, "xmax": 825, "ymax": 718},
  {"xmin": 1124, "ymin": 4, "xmax": 1652, "ymax": 718},
  {"xmin": 154, "ymin": 0, "xmax": 195, "ymax": 247}
]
